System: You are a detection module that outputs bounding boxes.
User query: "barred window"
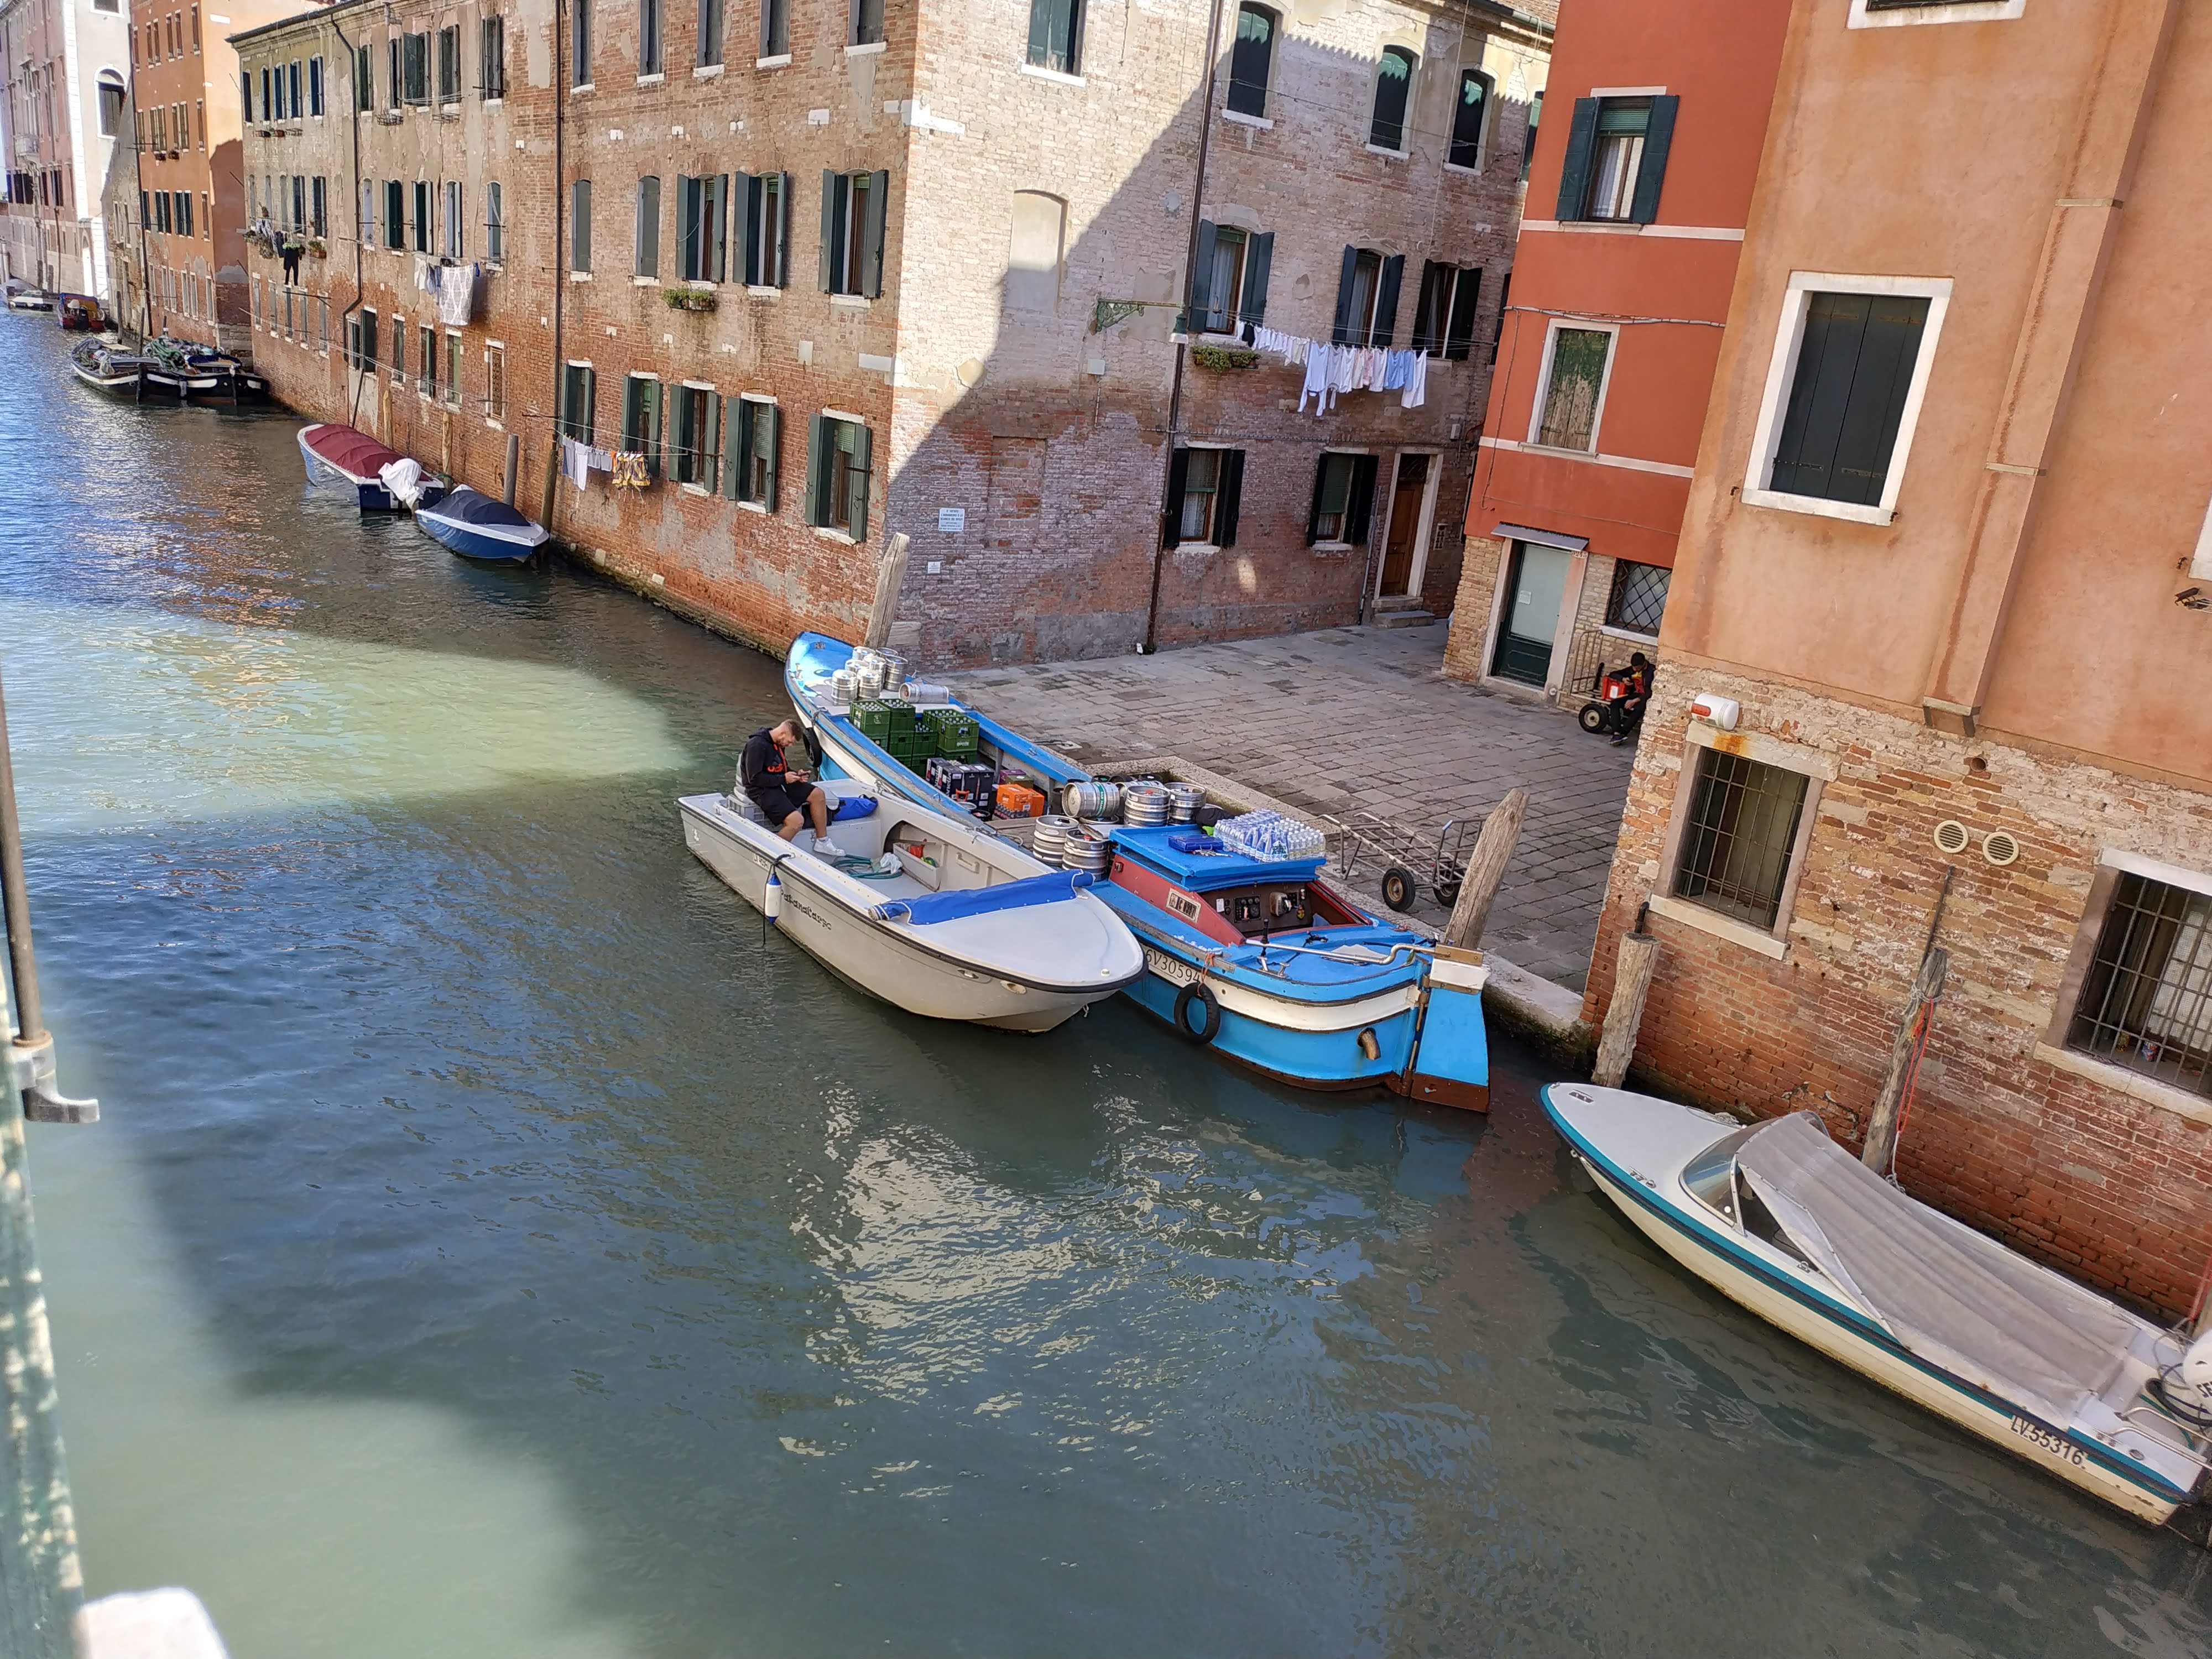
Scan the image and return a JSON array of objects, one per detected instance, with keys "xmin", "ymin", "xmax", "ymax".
[
  {"xmin": 2067, "ymin": 874, "xmax": 2212, "ymax": 1100},
  {"xmin": 1606, "ymin": 561, "xmax": 1671, "ymax": 636},
  {"xmin": 1673, "ymin": 749, "xmax": 1808, "ymax": 931}
]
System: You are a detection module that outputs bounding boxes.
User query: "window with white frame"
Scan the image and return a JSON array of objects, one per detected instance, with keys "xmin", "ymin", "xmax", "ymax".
[
  {"xmin": 1555, "ymin": 95, "xmax": 1678, "ymax": 225},
  {"xmin": 820, "ymin": 170, "xmax": 886, "ymax": 298},
  {"xmin": 1531, "ymin": 322, "xmax": 1614, "ymax": 452},
  {"xmin": 724, "ymin": 397, "xmax": 779, "ymax": 507},
  {"xmin": 485, "ymin": 342, "xmax": 506, "ymax": 420},
  {"xmin": 1744, "ymin": 273, "xmax": 1949, "ymax": 524},
  {"xmin": 741, "ymin": 170, "xmax": 787, "ymax": 286},
  {"xmin": 806, "ymin": 414, "xmax": 872, "ymax": 535},
  {"xmin": 442, "ymin": 180, "xmax": 463, "ymax": 259},
  {"xmin": 2056, "ymin": 858, "xmax": 2212, "ymax": 1102},
  {"xmin": 672, "ymin": 385, "xmax": 719, "ymax": 487},
  {"xmin": 1673, "ymin": 749, "xmax": 1809, "ymax": 931},
  {"xmin": 1410, "ymin": 260, "xmax": 1480, "ymax": 359},
  {"xmin": 1191, "ymin": 220, "xmax": 1272, "ymax": 333},
  {"xmin": 1849, "ymin": 0, "xmax": 2026, "ymax": 28},
  {"xmin": 485, "ymin": 181, "xmax": 503, "ymax": 262},
  {"xmin": 1331, "ymin": 245, "xmax": 1401, "ymax": 347},
  {"xmin": 1307, "ymin": 452, "xmax": 1377, "ymax": 546},
  {"xmin": 444, "ymin": 333, "xmax": 462, "ymax": 407},
  {"xmin": 418, "ymin": 323, "xmax": 436, "ymax": 395},
  {"xmin": 1164, "ymin": 447, "xmax": 1244, "ymax": 547}
]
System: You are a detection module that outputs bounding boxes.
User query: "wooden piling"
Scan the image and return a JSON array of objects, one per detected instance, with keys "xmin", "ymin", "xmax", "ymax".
[
  {"xmin": 1441, "ymin": 787, "xmax": 1526, "ymax": 951},
  {"xmin": 1593, "ymin": 931, "xmax": 1660, "ymax": 1089},
  {"xmin": 538, "ymin": 436, "xmax": 560, "ymax": 533},
  {"xmin": 1861, "ymin": 946, "xmax": 1948, "ymax": 1175},
  {"xmin": 864, "ymin": 532, "xmax": 913, "ymax": 650},
  {"xmin": 503, "ymin": 433, "xmax": 520, "ymax": 506}
]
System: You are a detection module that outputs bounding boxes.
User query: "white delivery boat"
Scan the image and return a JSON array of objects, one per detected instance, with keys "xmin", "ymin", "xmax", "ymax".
[
  {"xmin": 1542, "ymin": 1084, "xmax": 2212, "ymax": 1525},
  {"xmin": 678, "ymin": 778, "xmax": 1144, "ymax": 1033}
]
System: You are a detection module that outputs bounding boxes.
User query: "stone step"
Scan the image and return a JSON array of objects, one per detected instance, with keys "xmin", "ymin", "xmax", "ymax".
[{"xmin": 1373, "ymin": 608, "xmax": 1440, "ymax": 629}]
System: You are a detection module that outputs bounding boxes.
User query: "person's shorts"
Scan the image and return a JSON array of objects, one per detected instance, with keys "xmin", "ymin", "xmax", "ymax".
[{"xmin": 747, "ymin": 781, "xmax": 819, "ymax": 824}]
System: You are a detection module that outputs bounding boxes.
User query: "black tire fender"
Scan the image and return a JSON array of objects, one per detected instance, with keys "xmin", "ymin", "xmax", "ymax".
[{"xmin": 1173, "ymin": 979, "xmax": 1222, "ymax": 1044}]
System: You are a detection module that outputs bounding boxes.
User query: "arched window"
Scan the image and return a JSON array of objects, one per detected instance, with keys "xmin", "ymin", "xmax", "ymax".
[
  {"xmin": 1448, "ymin": 68, "xmax": 1491, "ymax": 169},
  {"xmin": 1369, "ymin": 45, "xmax": 1416, "ymax": 153},
  {"xmin": 1005, "ymin": 190, "xmax": 1065, "ymax": 314},
  {"xmin": 1226, "ymin": 4, "xmax": 1276, "ymax": 119},
  {"xmin": 96, "ymin": 70, "xmax": 127, "ymax": 138}
]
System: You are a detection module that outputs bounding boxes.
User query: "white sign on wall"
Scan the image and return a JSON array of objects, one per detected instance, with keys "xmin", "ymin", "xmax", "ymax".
[{"xmin": 938, "ymin": 508, "xmax": 966, "ymax": 533}]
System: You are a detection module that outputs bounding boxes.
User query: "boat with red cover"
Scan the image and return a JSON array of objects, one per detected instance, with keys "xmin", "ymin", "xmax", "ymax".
[{"xmin": 298, "ymin": 423, "xmax": 412, "ymax": 510}]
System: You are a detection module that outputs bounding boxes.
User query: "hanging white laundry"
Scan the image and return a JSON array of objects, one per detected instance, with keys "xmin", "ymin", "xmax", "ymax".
[
  {"xmin": 1401, "ymin": 351, "xmax": 1428, "ymax": 409},
  {"xmin": 1298, "ymin": 345, "xmax": 1331, "ymax": 414},
  {"xmin": 561, "ymin": 436, "xmax": 591, "ymax": 491},
  {"xmin": 415, "ymin": 258, "xmax": 441, "ymax": 298},
  {"xmin": 436, "ymin": 263, "xmax": 476, "ymax": 326}
]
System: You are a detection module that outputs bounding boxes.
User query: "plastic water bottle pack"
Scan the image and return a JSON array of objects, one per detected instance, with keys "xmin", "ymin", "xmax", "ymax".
[{"xmin": 1214, "ymin": 810, "xmax": 1326, "ymax": 863}]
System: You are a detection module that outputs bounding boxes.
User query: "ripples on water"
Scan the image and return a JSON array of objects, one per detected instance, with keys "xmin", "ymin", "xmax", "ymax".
[{"xmin": 6, "ymin": 318, "xmax": 2209, "ymax": 1658}]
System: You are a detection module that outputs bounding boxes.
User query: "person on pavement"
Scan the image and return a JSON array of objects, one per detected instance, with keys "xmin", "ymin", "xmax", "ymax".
[
  {"xmin": 1612, "ymin": 652, "xmax": 1653, "ymax": 747},
  {"xmin": 740, "ymin": 719, "xmax": 836, "ymax": 853}
]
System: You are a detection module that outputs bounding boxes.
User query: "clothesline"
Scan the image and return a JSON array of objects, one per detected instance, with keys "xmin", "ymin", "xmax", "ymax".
[{"xmin": 1245, "ymin": 325, "xmax": 1428, "ymax": 415}]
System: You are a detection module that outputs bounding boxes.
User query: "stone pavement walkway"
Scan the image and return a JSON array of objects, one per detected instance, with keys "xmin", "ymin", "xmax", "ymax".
[{"xmin": 947, "ymin": 623, "xmax": 1636, "ymax": 992}]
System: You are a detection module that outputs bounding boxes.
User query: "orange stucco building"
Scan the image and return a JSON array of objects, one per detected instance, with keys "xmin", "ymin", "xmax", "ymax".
[
  {"xmin": 1442, "ymin": 0, "xmax": 1787, "ymax": 701},
  {"xmin": 1588, "ymin": 0, "xmax": 2212, "ymax": 1316}
]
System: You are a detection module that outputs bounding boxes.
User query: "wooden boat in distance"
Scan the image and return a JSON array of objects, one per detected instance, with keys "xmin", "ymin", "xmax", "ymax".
[
  {"xmin": 1542, "ymin": 1083, "xmax": 2212, "ymax": 1525},
  {"xmin": 70, "ymin": 338, "xmax": 156, "ymax": 394}
]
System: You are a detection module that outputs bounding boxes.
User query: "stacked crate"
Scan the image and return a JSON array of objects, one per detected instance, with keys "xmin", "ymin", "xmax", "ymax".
[
  {"xmin": 926, "ymin": 708, "xmax": 979, "ymax": 759},
  {"xmin": 857, "ymin": 697, "xmax": 934, "ymax": 769}
]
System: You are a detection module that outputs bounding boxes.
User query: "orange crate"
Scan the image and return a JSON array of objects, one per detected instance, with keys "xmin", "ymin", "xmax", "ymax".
[{"xmin": 995, "ymin": 782, "xmax": 1045, "ymax": 818}]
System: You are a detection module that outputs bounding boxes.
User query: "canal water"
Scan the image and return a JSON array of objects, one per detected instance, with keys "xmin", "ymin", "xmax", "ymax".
[{"xmin": 5, "ymin": 319, "xmax": 2208, "ymax": 1659}]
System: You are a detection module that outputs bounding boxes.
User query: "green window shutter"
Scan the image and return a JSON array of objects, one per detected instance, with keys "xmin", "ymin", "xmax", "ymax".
[
  {"xmin": 1628, "ymin": 95, "xmax": 1678, "ymax": 225},
  {"xmin": 1554, "ymin": 97, "xmax": 1599, "ymax": 221},
  {"xmin": 1187, "ymin": 219, "xmax": 1217, "ymax": 333},
  {"xmin": 1214, "ymin": 450, "xmax": 1245, "ymax": 548},
  {"xmin": 712, "ymin": 174, "xmax": 729, "ymax": 281},
  {"xmin": 1305, "ymin": 453, "xmax": 1331, "ymax": 544},
  {"xmin": 860, "ymin": 168, "xmax": 888, "ymax": 298},
  {"xmin": 701, "ymin": 393, "xmax": 721, "ymax": 490},
  {"xmin": 1410, "ymin": 259, "xmax": 1441, "ymax": 353},
  {"xmin": 1770, "ymin": 292, "xmax": 1929, "ymax": 506},
  {"xmin": 738, "ymin": 171, "xmax": 758, "ymax": 283},
  {"xmin": 761, "ymin": 404, "xmax": 780, "ymax": 510},
  {"xmin": 721, "ymin": 395, "xmax": 743, "ymax": 498},
  {"xmin": 648, "ymin": 380, "xmax": 664, "ymax": 474},
  {"xmin": 1240, "ymin": 230, "xmax": 1273, "ymax": 327},
  {"xmin": 1444, "ymin": 267, "xmax": 1483, "ymax": 360},
  {"xmin": 1372, "ymin": 253, "xmax": 1404, "ymax": 347},
  {"xmin": 675, "ymin": 175, "xmax": 695, "ymax": 278},
  {"xmin": 849, "ymin": 423, "xmax": 872, "ymax": 540},
  {"xmin": 1345, "ymin": 454, "xmax": 1378, "ymax": 544},
  {"xmin": 1330, "ymin": 244, "xmax": 1359, "ymax": 345},
  {"xmin": 805, "ymin": 413, "xmax": 829, "ymax": 524},
  {"xmin": 778, "ymin": 173, "xmax": 793, "ymax": 286},
  {"xmin": 817, "ymin": 169, "xmax": 837, "ymax": 291},
  {"xmin": 1160, "ymin": 448, "xmax": 1191, "ymax": 547}
]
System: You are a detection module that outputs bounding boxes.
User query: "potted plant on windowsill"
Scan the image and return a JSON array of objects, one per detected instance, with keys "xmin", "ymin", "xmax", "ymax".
[
  {"xmin": 665, "ymin": 285, "xmax": 717, "ymax": 313},
  {"xmin": 306, "ymin": 237, "xmax": 327, "ymax": 259},
  {"xmin": 1190, "ymin": 343, "xmax": 1258, "ymax": 372}
]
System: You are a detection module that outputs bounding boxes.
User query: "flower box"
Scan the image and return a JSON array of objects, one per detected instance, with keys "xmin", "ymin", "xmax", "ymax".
[{"xmin": 664, "ymin": 286, "xmax": 718, "ymax": 313}]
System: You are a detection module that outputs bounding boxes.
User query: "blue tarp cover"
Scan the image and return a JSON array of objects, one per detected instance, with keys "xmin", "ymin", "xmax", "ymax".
[
  {"xmin": 426, "ymin": 486, "xmax": 538, "ymax": 530},
  {"xmin": 878, "ymin": 870, "xmax": 1093, "ymax": 925}
]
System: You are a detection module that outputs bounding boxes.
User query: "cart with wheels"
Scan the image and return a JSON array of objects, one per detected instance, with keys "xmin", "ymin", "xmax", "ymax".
[{"xmin": 1323, "ymin": 810, "xmax": 1478, "ymax": 912}]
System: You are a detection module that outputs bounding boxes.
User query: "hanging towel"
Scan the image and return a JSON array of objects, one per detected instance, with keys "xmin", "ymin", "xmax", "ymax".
[
  {"xmin": 1401, "ymin": 352, "xmax": 1428, "ymax": 409},
  {"xmin": 436, "ymin": 263, "xmax": 477, "ymax": 326},
  {"xmin": 1380, "ymin": 350, "xmax": 1410, "ymax": 392},
  {"xmin": 591, "ymin": 445, "xmax": 613, "ymax": 472},
  {"xmin": 561, "ymin": 436, "xmax": 592, "ymax": 491},
  {"xmin": 612, "ymin": 451, "xmax": 650, "ymax": 489},
  {"xmin": 1297, "ymin": 345, "xmax": 1331, "ymax": 414}
]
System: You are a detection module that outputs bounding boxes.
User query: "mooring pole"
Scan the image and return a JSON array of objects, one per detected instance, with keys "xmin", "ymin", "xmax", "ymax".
[
  {"xmin": 1593, "ymin": 929, "xmax": 1661, "ymax": 1089},
  {"xmin": 1441, "ymin": 787, "xmax": 1527, "ymax": 951}
]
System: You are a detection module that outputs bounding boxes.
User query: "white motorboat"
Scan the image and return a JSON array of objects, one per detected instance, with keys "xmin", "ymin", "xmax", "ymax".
[
  {"xmin": 1542, "ymin": 1084, "xmax": 2212, "ymax": 1525},
  {"xmin": 678, "ymin": 778, "xmax": 1144, "ymax": 1033}
]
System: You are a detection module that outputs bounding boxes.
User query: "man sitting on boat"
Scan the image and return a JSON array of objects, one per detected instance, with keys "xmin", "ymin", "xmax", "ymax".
[{"xmin": 740, "ymin": 720, "xmax": 835, "ymax": 854}]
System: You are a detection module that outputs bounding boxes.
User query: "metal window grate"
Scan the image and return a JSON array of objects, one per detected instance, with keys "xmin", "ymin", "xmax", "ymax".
[
  {"xmin": 1673, "ymin": 748, "xmax": 1807, "ymax": 930},
  {"xmin": 2068, "ymin": 874, "xmax": 2212, "ymax": 1098},
  {"xmin": 1606, "ymin": 560, "xmax": 1670, "ymax": 635}
]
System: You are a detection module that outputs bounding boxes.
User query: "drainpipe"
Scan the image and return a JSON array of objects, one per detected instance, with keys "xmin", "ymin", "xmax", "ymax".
[
  {"xmin": 130, "ymin": 97, "xmax": 150, "ymax": 339},
  {"xmin": 541, "ymin": 0, "xmax": 567, "ymax": 534},
  {"xmin": 331, "ymin": 10, "xmax": 364, "ymax": 425},
  {"xmin": 1139, "ymin": 0, "xmax": 1226, "ymax": 655}
]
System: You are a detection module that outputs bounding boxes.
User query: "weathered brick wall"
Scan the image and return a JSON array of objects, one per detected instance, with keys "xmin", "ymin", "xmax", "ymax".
[
  {"xmin": 1587, "ymin": 663, "xmax": 2212, "ymax": 1315},
  {"xmin": 1440, "ymin": 528, "xmax": 1504, "ymax": 679}
]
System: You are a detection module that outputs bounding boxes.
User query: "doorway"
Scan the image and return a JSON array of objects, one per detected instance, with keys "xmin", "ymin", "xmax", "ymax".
[
  {"xmin": 1492, "ymin": 540, "xmax": 1570, "ymax": 686},
  {"xmin": 1375, "ymin": 452, "xmax": 1437, "ymax": 599}
]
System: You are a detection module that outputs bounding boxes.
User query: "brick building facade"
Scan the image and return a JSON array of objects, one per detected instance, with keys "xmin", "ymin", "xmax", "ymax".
[
  {"xmin": 0, "ymin": 0, "xmax": 128, "ymax": 300},
  {"xmin": 1588, "ymin": 0, "xmax": 2212, "ymax": 1316},
  {"xmin": 233, "ymin": 0, "xmax": 1550, "ymax": 664}
]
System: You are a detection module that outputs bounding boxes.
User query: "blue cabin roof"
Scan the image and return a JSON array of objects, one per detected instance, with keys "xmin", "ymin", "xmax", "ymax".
[{"xmin": 1107, "ymin": 826, "xmax": 1324, "ymax": 892}]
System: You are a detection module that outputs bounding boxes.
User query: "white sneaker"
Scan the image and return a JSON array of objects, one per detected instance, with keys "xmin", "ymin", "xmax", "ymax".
[{"xmin": 811, "ymin": 835, "xmax": 838, "ymax": 856}]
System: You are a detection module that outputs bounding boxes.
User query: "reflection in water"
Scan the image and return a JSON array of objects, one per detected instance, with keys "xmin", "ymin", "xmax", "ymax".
[{"xmin": 6, "ymin": 315, "xmax": 2211, "ymax": 1658}]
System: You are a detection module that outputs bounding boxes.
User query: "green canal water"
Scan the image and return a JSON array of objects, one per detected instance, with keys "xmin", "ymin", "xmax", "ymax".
[{"xmin": 4, "ymin": 318, "xmax": 2208, "ymax": 1657}]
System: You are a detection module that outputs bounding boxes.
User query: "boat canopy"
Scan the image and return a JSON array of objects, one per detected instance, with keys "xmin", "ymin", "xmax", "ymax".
[
  {"xmin": 304, "ymin": 424, "xmax": 401, "ymax": 479},
  {"xmin": 428, "ymin": 486, "xmax": 537, "ymax": 530},
  {"xmin": 876, "ymin": 869, "xmax": 1094, "ymax": 925},
  {"xmin": 1729, "ymin": 1112, "xmax": 2145, "ymax": 1426}
]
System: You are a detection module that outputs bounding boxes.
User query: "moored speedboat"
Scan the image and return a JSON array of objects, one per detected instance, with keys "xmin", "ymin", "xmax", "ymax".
[
  {"xmin": 299, "ymin": 424, "xmax": 409, "ymax": 509},
  {"xmin": 1541, "ymin": 1083, "xmax": 2212, "ymax": 1525},
  {"xmin": 143, "ymin": 337, "xmax": 267, "ymax": 403},
  {"xmin": 784, "ymin": 631, "xmax": 1491, "ymax": 1103},
  {"xmin": 677, "ymin": 776, "xmax": 1143, "ymax": 1032},
  {"xmin": 414, "ymin": 486, "xmax": 544, "ymax": 561},
  {"xmin": 5, "ymin": 283, "xmax": 54, "ymax": 312}
]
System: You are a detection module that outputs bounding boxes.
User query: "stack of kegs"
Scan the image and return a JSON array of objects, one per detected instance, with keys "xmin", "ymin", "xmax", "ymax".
[
  {"xmin": 1167, "ymin": 783, "xmax": 1207, "ymax": 823},
  {"xmin": 1062, "ymin": 829, "xmax": 1112, "ymax": 878},
  {"xmin": 826, "ymin": 670, "xmax": 857, "ymax": 705},
  {"xmin": 1032, "ymin": 815, "xmax": 1076, "ymax": 868},
  {"xmin": 1121, "ymin": 783, "xmax": 1172, "ymax": 827},
  {"xmin": 1063, "ymin": 781, "xmax": 1122, "ymax": 822}
]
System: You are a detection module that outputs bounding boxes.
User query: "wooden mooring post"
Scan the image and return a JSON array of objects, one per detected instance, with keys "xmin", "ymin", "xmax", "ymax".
[
  {"xmin": 1441, "ymin": 787, "xmax": 1526, "ymax": 951},
  {"xmin": 1593, "ymin": 931, "xmax": 1661, "ymax": 1089},
  {"xmin": 1861, "ymin": 945, "xmax": 1948, "ymax": 1176}
]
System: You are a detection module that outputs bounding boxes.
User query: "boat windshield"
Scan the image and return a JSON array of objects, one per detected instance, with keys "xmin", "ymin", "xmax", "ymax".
[{"xmin": 1680, "ymin": 1121, "xmax": 1762, "ymax": 1226}]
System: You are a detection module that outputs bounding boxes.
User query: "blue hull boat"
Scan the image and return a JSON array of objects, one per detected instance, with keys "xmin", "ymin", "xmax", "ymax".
[
  {"xmin": 415, "ymin": 486, "xmax": 549, "ymax": 562},
  {"xmin": 786, "ymin": 632, "xmax": 1489, "ymax": 1106}
]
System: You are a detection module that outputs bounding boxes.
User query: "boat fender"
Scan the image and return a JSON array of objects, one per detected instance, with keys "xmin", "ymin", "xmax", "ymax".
[
  {"xmin": 1172, "ymin": 980, "xmax": 1221, "ymax": 1045},
  {"xmin": 2164, "ymin": 1332, "xmax": 2212, "ymax": 1430},
  {"xmin": 764, "ymin": 870, "xmax": 782, "ymax": 924}
]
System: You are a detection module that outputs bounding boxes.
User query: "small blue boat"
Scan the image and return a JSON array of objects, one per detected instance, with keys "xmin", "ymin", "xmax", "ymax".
[
  {"xmin": 785, "ymin": 631, "xmax": 1490, "ymax": 1106},
  {"xmin": 414, "ymin": 486, "xmax": 549, "ymax": 562}
]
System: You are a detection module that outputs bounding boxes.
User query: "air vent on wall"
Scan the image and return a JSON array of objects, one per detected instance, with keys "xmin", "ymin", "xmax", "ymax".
[
  {"xmin": 1932, "ymin": 820, "xmax": 1970, "ymax": 855},
  {"xmin": 1983, "ymin": 830, "xmax": 2021, "ymax": 868}
]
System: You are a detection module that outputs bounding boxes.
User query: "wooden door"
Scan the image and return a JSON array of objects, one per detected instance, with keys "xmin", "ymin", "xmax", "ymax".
[{"xmin": 1378, "ymin": 453, "xmax": 1430, "ymax": 596}]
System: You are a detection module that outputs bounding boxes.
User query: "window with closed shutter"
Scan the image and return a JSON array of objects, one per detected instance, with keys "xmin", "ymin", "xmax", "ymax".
[
  {"xmin": 1225, "ymin": 4, "xmax": 1274, "ymax": 117},
  {"xmin": 1535, "ymin": 326, "xmax": 1610, "ymax": 451},
  {"xmin": 1026, "ymin": 0, "xmax": 1080, "ymax": 75},
  {"xmin": 635, "ymin": 175, "xmax": 662, "ymax": 278},
  {"xmin": 1767, "ymin": 291, "xmax": 1930, "ymax": 507}
]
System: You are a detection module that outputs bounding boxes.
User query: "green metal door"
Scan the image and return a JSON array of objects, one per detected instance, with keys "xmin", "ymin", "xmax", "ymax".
[{"xmin": 1493, "ymin": 541, "xmax": 1568, "ymax": 686}]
